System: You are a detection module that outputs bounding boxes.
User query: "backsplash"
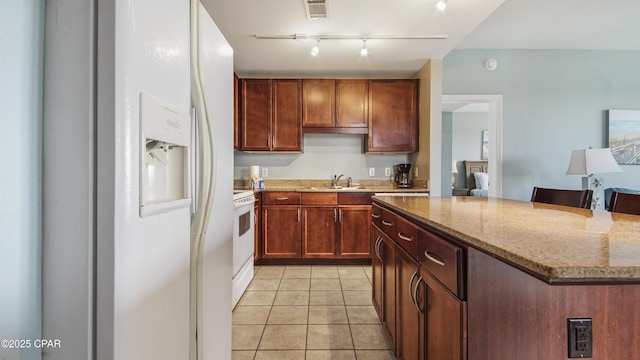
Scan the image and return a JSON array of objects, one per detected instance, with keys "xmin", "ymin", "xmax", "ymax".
[{"xmin": 234, "ymin": 134, "xmax": 410, "ymax": 181}]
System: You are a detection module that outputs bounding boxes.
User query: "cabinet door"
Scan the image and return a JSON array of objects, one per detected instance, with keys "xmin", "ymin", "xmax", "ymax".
[
  {"xmin": 262, "ymin": 205, "xmax": 301, "ymax": 258},
  {"xmin": 372, "ymin": 229, "xmax": 384, "ymax": 319},
  {"xmin": 272, "ymin": 79, "xmax": 302, "ymax": 151},
  {"xmin": 336, "ymin": 79, "xmax": 368, "ymax": 128},
  {"xmin": 241, "ymin": 79, "xmax": 271, "ymax": 151},
  {"xmin": 302, "ymin": 206, "xmax": 337, "ymax": 258},
  {"xmin": 420, "ymin": 268, "xmax": 466, "ymax": 360},
  {"xmin": 396, "ymin": 247, "xmax": 422, "ymax": 360},
  {"xmin": 381, "ymin": 232, "xmax": 397, "ymax": 349},
  {"xmin": 368, "ymin": 79, "xmax": 418, "ymax": 152},
  {"xmin": 338, "ymin": 205, "xmax": 371, "ymax": 257},
  {"xmin": 302, "ymin": 79, "xmax": 335, "ymax": 127}
]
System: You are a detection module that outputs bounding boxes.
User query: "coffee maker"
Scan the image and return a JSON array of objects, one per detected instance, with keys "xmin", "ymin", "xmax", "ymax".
[{"xmin": 394, "ymin": 163, "xmax": 412, "ymax": 188}]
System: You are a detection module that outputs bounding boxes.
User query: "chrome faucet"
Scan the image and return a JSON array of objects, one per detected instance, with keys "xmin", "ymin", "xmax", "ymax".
[{"xmin": 332, "ymin": 174, "xmax": 345, "ymax": 188}]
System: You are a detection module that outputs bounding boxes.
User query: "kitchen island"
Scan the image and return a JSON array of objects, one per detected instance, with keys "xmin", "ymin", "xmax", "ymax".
[{"xmin": 372, "ymin": 195, "xmax": 640, "ymax": 360}]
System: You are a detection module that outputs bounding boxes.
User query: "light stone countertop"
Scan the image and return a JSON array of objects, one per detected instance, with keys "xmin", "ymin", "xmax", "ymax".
[
  {"xmin": 373, "ymin": 196, "xmax": 640, "ymax": 284},
  {"xmin": 234, "ymin": 179, "xmax": 429, "ymax": 193}
]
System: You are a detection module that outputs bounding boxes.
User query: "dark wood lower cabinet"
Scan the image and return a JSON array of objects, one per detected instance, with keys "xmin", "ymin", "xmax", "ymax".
[
  {"xmin": 339, "ymin": 205, "xmax": 371, "ymax": 257},
  {"xmin": 421, "ymin": 267, "xmax": 467, "ymax": 360},
  {"xmin": 260, "ymin": 192, "xmax": 372, "ymax": 264},
  {"xmin": 262, "ymin": 205, "xmax": 301, "ymax": 258},
  {"xmin": 373, "ymin": 203, "xmax": 466, "ymax": 360},
  {"xmin": 302, "ymin": 206, "xmax": 337, "ymax": 257},
  {"xmin": 396, "ymin": 247, "xmax": 422, "ymax": 360},
  {"xmin": 372, "ymin": 226, "xmax": 397, "ymax": 348}
]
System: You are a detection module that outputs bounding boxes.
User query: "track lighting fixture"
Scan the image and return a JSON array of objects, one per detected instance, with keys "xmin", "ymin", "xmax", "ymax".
[
  {"xmin": 310, "ymin": 39, "xmax": 320, "ymax": 56},
  {"xmin": 360, "ymin": 39, "xmax": 368, "ymax": 57},
  {"xmin": 436, "ymin": 0, "xmax": 447, "ymax": 11}
]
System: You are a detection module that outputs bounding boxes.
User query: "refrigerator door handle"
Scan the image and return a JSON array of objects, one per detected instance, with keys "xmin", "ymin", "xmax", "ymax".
[{"xmin": 190, "ymin": 106, "xmax": 199, "ymax": 215}]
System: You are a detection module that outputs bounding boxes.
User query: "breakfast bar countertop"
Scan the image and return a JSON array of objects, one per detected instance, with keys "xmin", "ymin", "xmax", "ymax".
[{"xmin": 373, "ymin": 195, "xmax": 640, "ymax": 284}]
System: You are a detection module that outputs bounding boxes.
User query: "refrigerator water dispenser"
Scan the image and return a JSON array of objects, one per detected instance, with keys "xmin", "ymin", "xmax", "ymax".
[{"xmin": 139, "ymin": 93, "xmax": 191, "ymax": 217}]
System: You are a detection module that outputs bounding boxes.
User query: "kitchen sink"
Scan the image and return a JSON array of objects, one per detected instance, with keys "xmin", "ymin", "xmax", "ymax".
[{"xmin": 305, "ymin": 186, "xmax": 372, "ymax": 191}]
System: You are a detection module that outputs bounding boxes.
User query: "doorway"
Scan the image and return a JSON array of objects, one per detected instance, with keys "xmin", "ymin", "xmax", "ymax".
[{"xmin": 442, "ymin": 95, "xmax": 503, "ymax": 198}]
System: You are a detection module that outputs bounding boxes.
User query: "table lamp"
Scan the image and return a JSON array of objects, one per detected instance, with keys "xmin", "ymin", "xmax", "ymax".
[{"xmin": 566, "ymin": 147, "xmax": 622, "ymax": 210}]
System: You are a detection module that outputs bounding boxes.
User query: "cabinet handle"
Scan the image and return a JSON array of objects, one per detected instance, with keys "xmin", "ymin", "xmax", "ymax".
[
  {"xmin": 275, "ymin": 197, "xmax": 289, "ymax": 201},
  {"xmin": 375, "ymin": 236, "xmax": 383, "ymax": 261},
  {"xmin": 413, "ymin": 276, "xmax": 424, "ymax": 314},
  {"xmin": 408, "ymin": 271, "xmax": 418, "ymax": 309},
  {"xmin": 424, "ymin": 251, "xmax": 445, "ymax": 266},
  {"xmin": 382, "ymin": 220, "xmax": 393, "ymax": 227},
  {"xmin": 372, "ymin": 213, "xmax": 381, "ymax": 219},
  {"xmin": 397, "ymin": 232, "xmax": 413, "ymax": 242},
  {"xmin": 334, "ymin": 208, "xmax": 338, "ymax": 223},
  {"xmin": 297, "ymin": 208, "xmax": 301, "ymax": 222},
  {"xmin": 339, "ymin": 209, "xmax": 343, "ymax": 223}
]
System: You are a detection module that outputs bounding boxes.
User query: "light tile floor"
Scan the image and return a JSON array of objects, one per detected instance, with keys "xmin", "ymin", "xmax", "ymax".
[{"xmin": 232, "ymin": 265, "xmax": 395, "ymax": 360}]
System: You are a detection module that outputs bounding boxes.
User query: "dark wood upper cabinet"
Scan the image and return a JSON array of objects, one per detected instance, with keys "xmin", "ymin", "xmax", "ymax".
[
  {"xmin": 241, "ymin": 79, "xmax": 272, "ymax": 151},
  {"xmin": 336, "ymin": 79, "xmax": 368, "ymax": 129},
  {"xmin": 272, "ymin": 79, "xmax": 302, "ymax": 151},
  {"xmin": 239, "ymin": 77, "xmax": 418, "ymax": 152},
  {"xmin": 303, "ymin": 79, "xmax": 369, "ymax": 134},
  {"xmin": 302, "ymin": 79, "xmax": 335, "ymax": 128},
  {"xmin": 367, "ymin": 79, "xmax": 419, "ymax": 153},
  {"xmin": 240, "ymin": 78, "xmax": 302, "ymax": 152}
]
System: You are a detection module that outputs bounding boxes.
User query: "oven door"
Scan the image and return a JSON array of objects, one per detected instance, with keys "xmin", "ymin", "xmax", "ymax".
[{"xmin": 233, "ymin": 199, "xmax": 255, "ymax": 278}]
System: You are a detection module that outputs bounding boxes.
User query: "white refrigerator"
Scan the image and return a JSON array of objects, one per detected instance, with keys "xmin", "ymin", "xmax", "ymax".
[{"xmin": 42, "ymin": 0, "xmax": 233, "ymax": 359}]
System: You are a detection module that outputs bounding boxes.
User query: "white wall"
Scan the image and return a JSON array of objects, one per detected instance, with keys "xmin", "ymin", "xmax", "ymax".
[
  {"xmin": 444, "ymin": 50, "xmax": 640, "ymax": 200},
  {"xmin": 234, "ymin": 134, "xmax": 409, "ymax": 181},
  {"xmin": 0, "ymin": 1, "xmax": 43, "ymax": 359}
]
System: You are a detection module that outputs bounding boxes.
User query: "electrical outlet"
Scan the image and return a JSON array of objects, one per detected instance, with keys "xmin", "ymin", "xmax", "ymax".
[
  {"xmin": 262, "ymin": 167, "xmax": 268, "ymax": 178},
  {"xmin": 568, "ymin": 318, "xmax": 592, "ymax": 358},
  {"xmin": 369, "ymin": 168, "xmax": 375, "ymax": 177},
  {"xmin": 385, "ymin": 167, "xmax": 391, "ymax": 177}
]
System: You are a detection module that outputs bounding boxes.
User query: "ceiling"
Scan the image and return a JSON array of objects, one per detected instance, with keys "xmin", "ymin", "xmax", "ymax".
[{"xmin": 201, "ymin": 0, "xmax": 640, "ymax": 78}]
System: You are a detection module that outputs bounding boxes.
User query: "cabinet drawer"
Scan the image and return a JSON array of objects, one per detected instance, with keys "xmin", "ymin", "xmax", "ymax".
[
  {"xmin": 419, "ymin": 228, "xmax": 464, "ymax": 298},
  {"xmin": 301, "ymin": 192, "xmax": 337, "ymax": 205},
  {"xmin": 379, "ymin": 207, "xmax": 397, "ymax": 239},
  {"xmin": 338, "ymin": 192, "xmax": 372, "ymax": 205},
  {"xmin": 371, "ymin": 203, "xmax": 383, "ymax": 228},
  {"xmin": 262, "ymin": 192, "xmax": 301, "ymax": 205},
  {"xmin": 395, "ymin": 215, "xmax": 418, "ymax": 259}
]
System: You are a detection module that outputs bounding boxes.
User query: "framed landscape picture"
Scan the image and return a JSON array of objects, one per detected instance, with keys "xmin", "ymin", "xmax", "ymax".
[{"xmin": 608, "ymin": 110, "xmax": 640, "ymax": 165}]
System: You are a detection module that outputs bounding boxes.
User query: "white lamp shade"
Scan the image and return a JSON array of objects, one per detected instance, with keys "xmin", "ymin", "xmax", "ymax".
[{"xmin": 565, "ymin": 148, "xmax": 623, "ymax": 175}]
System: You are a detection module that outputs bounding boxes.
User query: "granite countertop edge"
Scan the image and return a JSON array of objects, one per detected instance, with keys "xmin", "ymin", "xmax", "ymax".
[{"xmin": 372, "ymin": 197, "xmax": 640, "ymax": 284}]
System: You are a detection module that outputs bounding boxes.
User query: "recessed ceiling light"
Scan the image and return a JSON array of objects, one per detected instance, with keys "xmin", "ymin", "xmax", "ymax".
[{"xmin": 436, "ymin": 0, "xmax": 447, "ymax": 11}]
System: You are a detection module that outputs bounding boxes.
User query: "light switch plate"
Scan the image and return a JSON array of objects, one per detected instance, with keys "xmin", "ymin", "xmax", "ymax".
[
  {"xmin": 262, "ymin": 168, "xmax": 268, "ymax": 178},
  {"xmin": 369, "ymin": 168, "xmax": 375, "ymax": 177},
  {"xmin": 385, "ymin": 168, "xmax": 391, "ymax": 177}
]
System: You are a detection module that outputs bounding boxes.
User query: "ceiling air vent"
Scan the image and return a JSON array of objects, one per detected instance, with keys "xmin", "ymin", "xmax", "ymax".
[{"xmin": 304, "ymin": 0, "xmax": 329, "ymax": 20}]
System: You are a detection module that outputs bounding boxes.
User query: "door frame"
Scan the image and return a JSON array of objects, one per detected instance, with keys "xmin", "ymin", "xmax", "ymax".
[{"xmin": 442, "ymin": 95, "xmax": 503, "ymax": 198}]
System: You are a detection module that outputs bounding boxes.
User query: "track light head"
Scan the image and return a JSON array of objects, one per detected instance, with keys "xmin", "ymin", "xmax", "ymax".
[
  {"xmin": 360, "ymin": 39, "xmax": 368, "ymax": 57},
  {"xmin": 310, "ymin": 39, "xmax": 320, "ymax": 56}
]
